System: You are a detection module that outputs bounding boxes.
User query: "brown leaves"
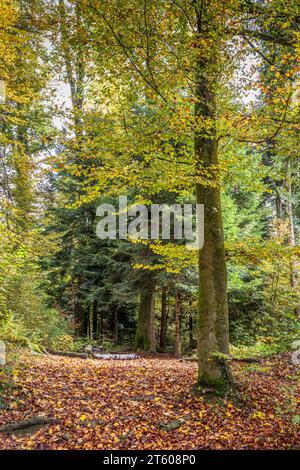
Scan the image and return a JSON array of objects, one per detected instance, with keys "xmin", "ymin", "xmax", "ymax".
[{"xmin": 0, "ymin": 354, "xmax": 299, "ymax": 450}]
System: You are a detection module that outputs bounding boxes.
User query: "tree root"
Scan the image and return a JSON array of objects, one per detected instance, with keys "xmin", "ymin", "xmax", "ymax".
[{"xmin": 0, "ymin": 416, "xmax": 58, "ymax": 435}]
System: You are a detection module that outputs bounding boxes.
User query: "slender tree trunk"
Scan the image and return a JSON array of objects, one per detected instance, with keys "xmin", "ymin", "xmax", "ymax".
[
  {"xmin": 174, "ymin": 291, "xmax": 181, "ymax": 358},
  {"xmin": 93, "ymin": 304, "xmax": 98, "ymax": 340},
  {"xmin": 286, "ymin": 159, "xmax": 299, "ymax": 315},
  {"xmin": 14, "ymin": 123, "xmax": 33, "ymax": 232},
  {"xmin": 96, "ymin": 312, "xmax": 100, "ymax": 341},
  {"xmin": 95, "ymin": 311, "xmax": 103, "ymax": 343},
  {"xmin": 189, "ymin": 314, "xmax": 194, "ymax": 350},
  {"xmin": 75, "ymin": 303, "xmax": 86, "ymax": 337},
  {"xmin": 135, "ymin": 287, "xmax": 155, "ymax": 351},
  {"xmin": 89, "ymin": 303, "xmax": 94, "ymax": 340},
  {"xmin": 159, "ymin": 289, "xmax": 168, "ymax": 351},
  {"xmin": 194, "ymin": 6, "xmax": 231, "ymax": 389},
  {"xmin": 113, "ymin": 309, "xmax": 118, "ymax": 345}
]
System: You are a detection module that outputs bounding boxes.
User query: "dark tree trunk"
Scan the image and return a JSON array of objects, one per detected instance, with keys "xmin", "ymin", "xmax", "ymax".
[
  {"xmin": 189, "ymin": 314, "xmax": 194, "ymax": 350},
  {"xmin": 159, "ymin": 289, "xmax": 168, "ymax": 351},
  {"xmin": 89, "ymin": 303, "xmax": 94, "ymax": 340},
  {"xmin": 93, "ymin": 303, "xmax": 98, "ymax": 340},
  {"xmin": 96, "ymin": 312, "xmax": 100, "ymax": 340},
  {"xmin": 174, "ymin": 291, "xmax": 181, "ymax": 358},
  {"xmin": 113, "ymin": 309, "xmax": 118, "ymax": 345},
  {"xmin": 75, "ymin": 303, "xmax": 86, "ymax": 337},
  {"xmin": 99, "ymin": 310, "xmax": 104, "ymax": 343}
]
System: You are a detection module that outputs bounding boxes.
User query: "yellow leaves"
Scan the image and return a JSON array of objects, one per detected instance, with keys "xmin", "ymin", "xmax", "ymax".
[
  {"xmin": 251, "ymin": 411, "xmax": 266, "ymax": 420},
  {"xmin": 219, "ymin": 434, "xmax": 230, "ymax": 441},
  {"xmin": 79, "ymin": 414, "xmax": 87, "ymax": 421},
  {"xmin": 225, "ymin": 402, "xmax": 234, "ymax": 416},
  {"xmin": 10, "ymin": 402, "xmax": 19, "ymax": 409},
  {"xmin": 133, "ymin": 263, "xmax": 164, "ymax": 272}
]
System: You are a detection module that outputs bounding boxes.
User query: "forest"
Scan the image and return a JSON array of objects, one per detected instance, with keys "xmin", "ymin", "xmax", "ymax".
[{"xmin": 0, "ymin": 0, "xmax": 299, "ymax": 452}]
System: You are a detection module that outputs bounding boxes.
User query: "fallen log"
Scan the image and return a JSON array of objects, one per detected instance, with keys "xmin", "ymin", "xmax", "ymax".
[
  {"xmin": 47, "ymin": 349, "xmax": 139, "ymax": 360},
  {"xmin": 47, "ymin": 350, "xmax": 88, "ymax": 359},
  {"xmin": 0, "ymin": 416, "xmax": 58, "ymax": 434},
  {"xmin": 232, "ymin": 357, "xmax": 262, "ymax": 363},
  {"xmin": 92, "ymin": 352, "xmax": 138, "ymax": 360}
]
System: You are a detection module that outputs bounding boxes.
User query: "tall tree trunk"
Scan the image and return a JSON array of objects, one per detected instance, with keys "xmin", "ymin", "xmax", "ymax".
[
  {"xmin": 93, "ymin": 303, "xmax": 98, "ymax": 340},
  {"xmin": 100, "ymin": 310, "xmax": 104, "ymax": 343},
  {"xmin": 194, "ymin": 6, "xmax": 231, "ymax": 389},
  {"xmin": 89, "ymin": 303, "xmax": 94, "ymax": 340},
  {"xmin": 96, "ymin": 312, "xmax": 100, "ymax": 340},
  {"xmin": 174, "ymin": 291, "xmax": 181, "ymax": 358},
  {"xmin": 159, "ymin": 289, "xmax": 168, "ymax": 351},
  {"xmin": 135, "ymin": 287, "xmax": 155, "ymax": 351},
  {"xmin": 14, "ymin": 122, "xmax": 34, "ymax": 233},
  {"xmin": 286, "ymin": 159, "xmax": 299, "ymax": 315},
  {"xmin": 75, "ymin": 303, "xmax": 86, "ymax": 337},
  {"xmin": 189, "ymin": 314, "xmax": 194, "ymax": 351},
  {"xmin": 113, "ymin": 309, "xmax": 118, "ymax": 345}
]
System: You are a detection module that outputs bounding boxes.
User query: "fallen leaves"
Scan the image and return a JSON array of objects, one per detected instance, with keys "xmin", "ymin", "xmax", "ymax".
[{"xmin": 0, "ymin": 353, "xmax": 299, "ymax": 450}]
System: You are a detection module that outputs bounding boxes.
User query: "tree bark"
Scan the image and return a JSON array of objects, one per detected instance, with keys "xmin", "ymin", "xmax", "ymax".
[
  {"xmin": 99, "ymin": 310, "xmax": 104, "ymax": 343},
  {"xmin": 93, "ymin": 306, "xmax": 98, "ymax": 340},
  {"xmin": 286, "ymin": 159, "xmax": 299, "ymax": 316},
  {"xmin": 159, "ymin": 289, "xmax": 168, "ymax": 351},
  {"xmin": 113, "ymin": 309, "xmax": 118, "ymax": 345},
  {"xmin": 74, "ymin": 301, "xmax": 86, "ymax": 337},
  {"xmin": 189, "ymin": 314, "xmax": 194, "ymax": 350},
  {"xmin": 89, "ymin": 303, "xmax": 94, "ymax": 340},
  {"xmin": 135, "ymin": 287, "xmax": 155, "ymax": 351},
  {"xmin": 174, "ymin": 291, "xmax": 181, "ymax": 358},
  {"xmin": 194, "ymin": 6, "xmax": 231, "ymax": 389}
]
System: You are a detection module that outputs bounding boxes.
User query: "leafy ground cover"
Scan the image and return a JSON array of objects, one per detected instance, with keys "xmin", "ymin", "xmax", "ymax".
[{"xmin": 0, "ymin": 353, "xmax": 299, "ymax": 450}]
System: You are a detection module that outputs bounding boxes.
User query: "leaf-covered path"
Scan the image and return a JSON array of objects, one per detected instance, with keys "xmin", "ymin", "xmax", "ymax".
[{"xmin": 0, "ymin": 354, "xmax": 299, "ymax": 450}]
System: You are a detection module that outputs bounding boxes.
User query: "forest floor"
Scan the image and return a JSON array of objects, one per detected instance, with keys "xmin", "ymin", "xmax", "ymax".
[{"xmin": 0, "ymin": 353, "xmax": 299, "ymax": 450}]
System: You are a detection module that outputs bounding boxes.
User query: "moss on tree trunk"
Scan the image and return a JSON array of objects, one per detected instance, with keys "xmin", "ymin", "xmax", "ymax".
[
  {"xmin": 174, "ymin": 291, "xmax": 181, "ymax": 358},
  {"xmin": 159, "ymin": 289, "xmax": 168, "ymax": 351},
  {"xmin": 135, "ymin": 287, "xmax": 155, "ymax": 351},
  {"xmin": 194, "ymin": 5, "xmax": 231, "ymax": 391}
]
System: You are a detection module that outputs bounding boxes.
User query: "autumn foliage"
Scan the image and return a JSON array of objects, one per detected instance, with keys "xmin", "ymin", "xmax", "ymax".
[{"xmin": 0, "ymin": 353, "xmax": 299, "ymax": 450}]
